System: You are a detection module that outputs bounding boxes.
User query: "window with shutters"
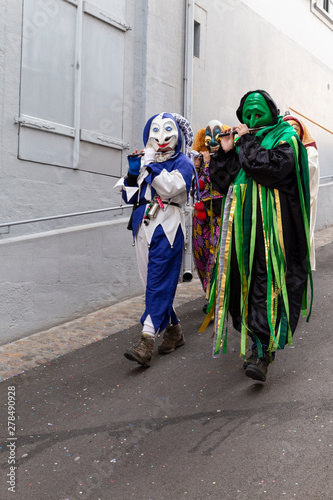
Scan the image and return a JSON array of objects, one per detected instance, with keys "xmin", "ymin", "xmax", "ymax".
[
  {"xmin": 194, "ymin": 21, "xmax": 200, "ymax": 58},
  {"xmin": 17, "ymin": 0, "xmax": 130, "ymax": 176},
  {"xmin": 310, "ymin": 0, "xmax": 333, "ymax": 28}
]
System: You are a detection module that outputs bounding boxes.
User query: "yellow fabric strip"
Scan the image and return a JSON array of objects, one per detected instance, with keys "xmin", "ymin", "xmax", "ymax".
[
  {"xmin": 211, "ymin": 193, "xmax": 237, "ymax": 352},
  {"xmin": 274, "ymin": 189, "xmax": 287, "ymax": 275},
  {"xmin": 258, "ymin": 185, "xmax": 269, "ymax": 273}
]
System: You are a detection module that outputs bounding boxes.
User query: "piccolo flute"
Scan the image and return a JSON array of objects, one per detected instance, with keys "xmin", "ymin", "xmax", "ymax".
[
  {"xmin": 217, "ymin": 126, "xmax": 266, "ymax": 137},
  {"xmin": 197, "ymin": 152, "xmax": 215, "ymax": 158},
  {"xmin": 127, "ymin": 152, "xmax": 144, "ymax": 158}
]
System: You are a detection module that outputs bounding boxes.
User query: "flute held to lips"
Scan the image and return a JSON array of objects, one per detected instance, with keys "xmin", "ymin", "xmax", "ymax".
[
  {"xmin": 127, "ymin": 152, "xmax": 144, "ymax": 158},
  {"xmin": 197, "ymin": 152, "xmax": 215, "ymax": 158},
  {"xmin": 217, "ymin": 126, "xmax": 266, "ymax": 137},
  {"xmin": 127, "ymin": 148, "xmax": 172, "ymax": 159}
]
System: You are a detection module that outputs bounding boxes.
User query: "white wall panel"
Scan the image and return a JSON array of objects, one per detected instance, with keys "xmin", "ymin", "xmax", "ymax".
[
  {"xmin": 18, "ymin": 0, "xmax": 129, "ymax": 172},
  {"xmin": 20, "ymin": 0, "xmax": 76, "ymax": 125},
  {"xmin": 18, "ymin": 128, "xmax": 75, "ymax": 168},
  {"xmin": 81, "ymin": 13, "xmax": 125, "ymax": 138}
]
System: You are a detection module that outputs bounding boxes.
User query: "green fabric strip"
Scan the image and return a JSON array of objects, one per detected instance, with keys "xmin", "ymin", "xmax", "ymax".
[
  {"xmin": 214, "ymin": 247, "xmax": 232, "ymax": 356},
  {"xmin": 241, "ymin": 181, "xmax": 258, "ymax": 355},
  {"xmin": 265, "ymin": 188, "xmax": 280, "ymax": 347},
  {"xmin": 243, "ymin": 179, "xmax": 253, "ymax": 278},
  {"xmin": 289, "ymin": 135, "xmax": 313, "ymax": 321}
]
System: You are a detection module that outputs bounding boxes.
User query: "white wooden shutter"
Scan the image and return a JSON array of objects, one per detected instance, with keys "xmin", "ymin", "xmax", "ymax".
[{"xmin": 18, "ymin": 0, "xmax": 130, "ymax": 176}]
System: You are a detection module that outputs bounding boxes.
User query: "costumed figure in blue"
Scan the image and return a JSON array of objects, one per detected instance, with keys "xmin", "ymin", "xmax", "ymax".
[
  {"xmin": 115, "ymin": 113, "xmax": 195, "ymax": 367},
  {"xmin": 200, "ymin": 90, "xmax": 313, "ymax": 382}
]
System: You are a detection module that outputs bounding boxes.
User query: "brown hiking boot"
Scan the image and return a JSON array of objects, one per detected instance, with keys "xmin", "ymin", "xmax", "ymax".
[
  {"xmin": 158, "ymin": 323, "xmax": 185, "ymax": 354},
  {"xmin": 243, "ymin": 348, "xmax": 258, "ymax": 370},
  {"xmin": 124, "ymin": 335, "xmax": 154, "ymax": 367},
  {"xmin": 245, "ymin": 351, "xmax": 270, "ymax": 382}
]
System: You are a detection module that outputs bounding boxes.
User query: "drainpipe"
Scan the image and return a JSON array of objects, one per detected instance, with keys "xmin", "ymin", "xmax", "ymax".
[
  {"xmin": 184, "ymin": 0, "xmax": 194, "ymax": 123},
  {"xmin": 140, "ymin": 0, "xmax": 149, "ymax": 132}
]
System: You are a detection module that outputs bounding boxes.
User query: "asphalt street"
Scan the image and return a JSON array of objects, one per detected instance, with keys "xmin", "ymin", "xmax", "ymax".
[{"xmin": 0, "ymin": 239, "xmax": 332, "ymax": 500}]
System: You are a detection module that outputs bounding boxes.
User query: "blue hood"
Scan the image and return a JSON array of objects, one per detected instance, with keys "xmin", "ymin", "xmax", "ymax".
[{"xmin": 142, "ymin": 113, "xmax": 183, "ymax": 157}]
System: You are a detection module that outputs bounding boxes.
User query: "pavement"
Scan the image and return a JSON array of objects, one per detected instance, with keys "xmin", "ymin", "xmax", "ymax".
[
  {"xmin": 0, "ymin": 225, "xmax": 332, "ymax": 383},
  {"xmin": 0, "ymin": 260, "xmax": 204, "ymax": 383}
]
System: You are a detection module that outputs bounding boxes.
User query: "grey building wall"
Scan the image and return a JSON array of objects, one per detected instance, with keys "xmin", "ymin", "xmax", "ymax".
[
  {"xmin": 0, "ymin": 220, "xmax": 136, "ymax": 345},
  {"xmin": 0, "ymin": 0, "xmax": 144, "ymax": 343},
  {"xmin": 144, "ymin": 1, "xmax": 186, "ymax": 118},
  {"xmin": 0, "ymin": 0, "xmax": 188, "ymax": 344}
]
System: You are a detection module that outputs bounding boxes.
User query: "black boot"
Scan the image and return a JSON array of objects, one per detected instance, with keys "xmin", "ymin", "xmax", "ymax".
[
  {"xmin": 245, "ymin": 350, "xmax": 270, "ymax": 382},
  {"xmin": 243, "ymin": 348, "xmax": 258, "ymax": 370}
]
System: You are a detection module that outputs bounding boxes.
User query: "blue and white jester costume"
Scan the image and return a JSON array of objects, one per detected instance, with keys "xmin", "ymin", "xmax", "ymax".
[{"xmin": 115, "ymin": 113, "xmax": 195, "ymax": 366}]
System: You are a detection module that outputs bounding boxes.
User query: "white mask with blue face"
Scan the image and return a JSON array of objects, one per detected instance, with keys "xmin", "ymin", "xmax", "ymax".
[{"xmin": 148, "ymin": 115, "xmax": 179, "ymax": 162}]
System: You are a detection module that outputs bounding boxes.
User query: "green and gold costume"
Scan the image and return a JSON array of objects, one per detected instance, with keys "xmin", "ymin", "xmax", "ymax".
[{"xmin": 201, "ymin": 91, "xmax": 313, "ymax": 360}]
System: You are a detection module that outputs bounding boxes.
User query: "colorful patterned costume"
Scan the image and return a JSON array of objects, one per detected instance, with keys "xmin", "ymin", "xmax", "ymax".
[
  {"xmin": 192, "ymin": 164, "xmax": 223, "ymax": 293},
  {"xmin": 192, "ymin": 122, "xmax": 229, "ymax": 294}
]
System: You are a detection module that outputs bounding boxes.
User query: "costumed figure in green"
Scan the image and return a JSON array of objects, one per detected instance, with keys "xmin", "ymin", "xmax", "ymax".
[{"xmin": 200, "ymin": 90, "xmax": 313, "ymax": 382}]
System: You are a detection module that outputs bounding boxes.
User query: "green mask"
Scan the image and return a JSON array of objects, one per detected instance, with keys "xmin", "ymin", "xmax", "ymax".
[{"xmin": 242, "ymin": 92, "xmax": 273, "ymax": 129}]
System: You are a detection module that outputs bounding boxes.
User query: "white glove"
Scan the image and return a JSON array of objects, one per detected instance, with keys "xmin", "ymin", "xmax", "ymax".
[
  {"xmin": 190, "ymin": 150, "xmax": 200, "ymax": 161},
  {"xmin": 144, "ymin": 147, "xmax": 156, "ymax": 165}
]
